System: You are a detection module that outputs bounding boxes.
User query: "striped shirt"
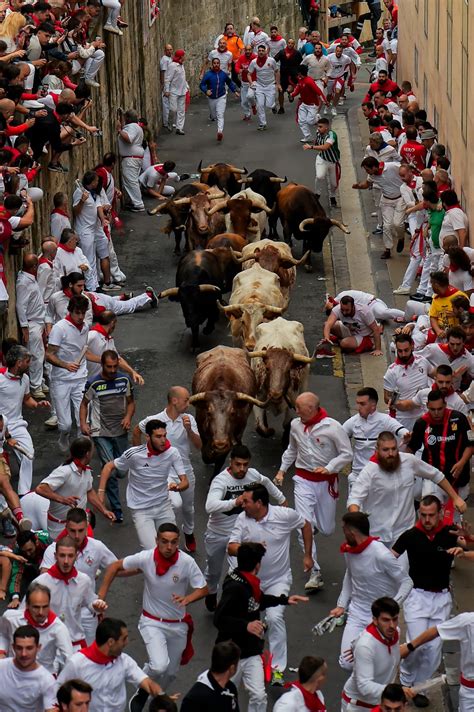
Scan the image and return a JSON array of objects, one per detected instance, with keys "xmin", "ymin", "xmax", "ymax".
[
  {"xmin": 314, "ymin": 129, "xmax": 340, "ymax": 163},
  {"xmin": 83, "ymin": 372, "xmax": 133, "ymax": 438}
]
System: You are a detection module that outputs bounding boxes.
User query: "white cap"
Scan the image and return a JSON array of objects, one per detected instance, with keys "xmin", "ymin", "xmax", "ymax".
[{"xmin": 342, "ymin": 28, "xmax": 351, "ymax": 35}]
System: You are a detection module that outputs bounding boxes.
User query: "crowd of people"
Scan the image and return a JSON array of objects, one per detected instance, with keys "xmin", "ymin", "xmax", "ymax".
[{"xmin": 0, "ymin": 1, "xmax": 471, "ymax": 712}]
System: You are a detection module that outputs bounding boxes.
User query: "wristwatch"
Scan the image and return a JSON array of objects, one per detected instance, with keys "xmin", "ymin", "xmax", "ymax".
[{"xmin": 406, "ymin": 642, "xmax": 415, "ymax": 653}]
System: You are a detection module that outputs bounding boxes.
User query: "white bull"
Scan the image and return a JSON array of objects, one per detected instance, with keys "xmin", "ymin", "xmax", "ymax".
[{"xmin": 208, "ymin": 188, "xmax": 271, "ymax": 243}]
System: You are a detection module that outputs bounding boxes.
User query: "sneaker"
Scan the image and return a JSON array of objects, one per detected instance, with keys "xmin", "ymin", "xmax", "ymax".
[
  {"xmin": 129, "ymin": 206, "xmax": 145, "ymax": 212},
  {"xmin": 175, "ymin": 129, "xmax": 185, "ymax": 135},
  {"xmin": 331, "ymin": 107, "xmax": 337, "ymax": 117},
  {"xmin": 300, "ymin": 137, "xmax": 311, "ymax": 143},
  {"xmin": 251, "ymin": 105, "xmax": 257, "ymax": 115},
  {"xmin": 18, "ymin": 517, "xmax": 32, "ymax": 531},
  {"xmin": 314, "ymin": 341, "xmax": 335, "ymax": 359},
  {"xmin": 41, "ymin": 382, "xmax": 49, "ymax": 393},
  {"xmin": 128, "ymin": 687, "xmax": 149, "ymax": 712},
  {"xmin": 2, "ymin": 518, "xmax": 16, "ymax": 538},
  {"xmin": 372, "ymin": 227, "xmax": 383, "ymax": 235},
  {"xmin": 205, "ymin": 593, "xmax": 217, "ymax": 611},
  {"xmin": 44, "ymin": 415, "xmax": 58, "ymax": 429},
  {"xmin": 257, "ymin": 125, "xmax": 265, "ymax": 131},
  {"xmin": 271, "ymin": 670, "xmax": 284, "ymax": 686},
  {"xmin": 30, "ymin": 388, "xmax": 46, "ymax": 400},
  {"xmin": 371, "ymin": 211, "xmax": 378, "ymax": 217},
  {"xmin": 179, "ymin": 173, "xmax": 190, "ymax": 181},
  {"xmin": 412, "ymin": 694, "xmax": 430, "ymax": 708},
  {"xmin": 145, "ymin": 286, "xmax": 158, "ymax": 308},
  {"xmin": 113, "ymin": 510, "xmax": 124, "ymax": 524},
  {"xmin": 368, "ymin": 51, "xmax": 377, "ymax": 58},
  {"xmin": 47, "ymin": 163, "xmax": 64, "ymax": 173},
  {"xmin": 396, "ymin": 237, "xmax": 405, "ymax": 253},
  {"xmin": 117, "ymin": 16, "xmax": 129, "ymax": 27},
  {"xmin": 322, "ymin": 105, "xmax": 328, "ymax": 115},
  {"xmin": 330, "ymin": 197, "xmax": 337, "ymax": 207},
  {"xmin": 410, "ymin": 292, "xmax": 431, "ymax": 302},
  {"xmin": 278, "ymin": 107, "xmax": 285, "ymax": 114},
  {"xmin": 393, "ymin": 286, "xmax": 411, "ymax": 295},
  {"xmin": 103, "ymin": 24, "xmax": 123, "ymax": 35},
  {"xmin": 305, "ymin": 571, "xmax": 324, "ymax": 592},
  {"xmin": 184, "ymin": 532, "xmax": 196, "ymax": 553},
  {"xmin": 271, "ymin": 107, "xmax": 277, "ymax": 114},
  {"xmin": 101, "ymin": 283, "xmax": 121, "ymax": 292},
  {"xmin": 58, "ymin": 433, "xmax": 70, "ymax": 455},
  {"xmin": 85, "ymin": 78, "xmax": 100, "ymax": 88},
  {"xmin": 217, "ymin": 131, "xmax": 223, "ymax": 141}
]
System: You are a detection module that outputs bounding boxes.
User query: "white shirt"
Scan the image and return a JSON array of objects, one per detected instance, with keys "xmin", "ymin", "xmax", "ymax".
[
  {"xmin": 347, "ymin": 453, "xmax": 445, "ymax": 544},
  {"xmin": 40, "ymin": 462, "xmax": 93, "ymax": 523},
  {"xmin": 0, "ymin": 370, "xmax": 30, "ymax": 424},
  {"xmin": 73, "ymin": 187, "xmax": 107, "ymax": 235},
  {"xmin": 138, "ymin": 408, "xmax": 198, "ymax": 470},
  {"xmin": 343, "ymin": 411, "xmax": 409, "ymax": 474},
  {"xmin": 328, "ymin": 43, "xmax": 360, "ymax": 66},
  {"xmin": 118, "ymin": 122, "xmax": 144, "ymax": 158},
  {"xmin": 331, "ymin": 303, "xmax": 376, "ymax": 338},
  {"xmin": 0, "ymin": 658, "xmax": 57, "ymax": 712},
  {"xmin": 15, "ymin": 271, "xmax": 45, "ymax": 326},
  {"xmin": 50, "ymin": 210, "xmax": 71, "ymax": 240},
  {"xmin": 326, "ymin": 52, "xmax": 353, "ymax": 78},
  {"xmin": 337, "ymin": 539, "xmax": 412, "ymax": 618},
  {"xmin": 160, "ymin": 54, "xmax": 172, "ymax": 73},
  {"xmin": 383, "ymin": 354, "xmax": 431, "ymax": 422},
  {"xmin": 268, "ymin": 37, "xmax": 287, "ymax": 58},
  {"xmin": 41, "ymin": 536, "xmax": 117, "ymax": 587},
  {"xmin": 122, "ymin": 548, "xmax": 206, "ymax": 619},
  {"xmin": 411, "ymin": 387, "xmax": 469, "ymax": 415},
  {"xmin": 57, "ymin": 650, "xmax": 147, "ymax": 712},
  {"xmin": 441, "ymin": 246, "xmax": 474, "ymax": 270},
  {"xmin": 205, "ymin": 467, "xmax": 286, "ymax": 536},
  {"xmin": 53, "ymin": 245, "xmax": 90, "ymax": 283},
  {"xmin": 139, "ymin": 165, "xmax": 164, "ymax": 189},
  {"xmin": 274, "ymin": 687, "xmax": 325, "ymax": 712},
  {"xmin": 247, "ymin": 30, "xmax": 270, "ymax": 49},
  {"xmin": 300, "ymin": 54, "xmax": 331, "ymax": 82},
  {"xmin": 439, "ymin": 207, "xmax": 469, "ymax": 244},
  {"xmin": 248, "ymin": 56, "xmax": 278, "ymax": 87},
  {"xmin": 400, "ymin": 176, "xmax": 424, "ymax": 209},
  {"xmin": 367, "ymin": 162, "xmax": 403, "ymax": 198},
  {"xmin": 32, "ymin": 570, "xmax": 98, "ymax": 642},
  {"xmin": 448, "ymin": 268, "xmax": 474, "ymax": 293},
  {"xmin": 437, "ymin": 612, "xmax": 474, "ymax": 680},
  {"xmin": 46, "ymin": 290, "xmax": 93, "ymax": 326},
  {"xmin": 208, "ymin": 48, "xmax": 233, "ymax": 74},
  {"xmin": 229, "ymin": 505, "xmax": 305, "ymax": 588},
  {"xmin": 37, "ymin": 261, "xmax": 55, "ymax": 306},
  {"xmin": 0, "ymin": 609, "xmax": 73, "ymax": 674},
  {"xmin": 335, "ymin": 290, "xmax": 377, "ymax": 306},
  {"xmin": 114, "ymin": 444, "xmax": 185, "ymax": 510},
  {"xmin": 164, "ymin": 61, "xmax": 187, "ymax": 95},
  {"xmin": 280, "ymin": 416, "xmax": 353, "ymax": 474},
  {"xmin": 343, "ymin": 626, "xmax": 400, "ymax": 705},
  {"xmin": 48, "ymin": 317, "xmax": 89, "ymax": 382},
  {"xmin": 418, "ymin": 344, "xmax": 474, "ymax": 389},
  {"xmin": 86, "ymin": 329, "xmax": 117, "ymax": 379}
]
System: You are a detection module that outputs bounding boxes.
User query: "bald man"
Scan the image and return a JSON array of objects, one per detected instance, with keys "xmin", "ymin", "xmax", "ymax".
[
  {"xmin": 15, "ymin": 254, "xmax": 47, "ymax": 399},
  {"xmin": 132, "ymin": 387, "xmax": 202, "ymax": 552},
  {"xmin": 38, "ymin": 89, "xmax": 100, "ymax": 136},
  {"xmin": 275, "ymin": 392, "xmax": 352, "ymax": 592},
  {"xmin": 38, "ymin": 240, "xmax": 58, "ymax": 308}
]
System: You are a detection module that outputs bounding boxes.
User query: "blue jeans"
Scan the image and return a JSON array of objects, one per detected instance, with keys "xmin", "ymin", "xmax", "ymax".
[{"xmin": 93, "ymin": 435, "xmax": 129, "ymax": 513}]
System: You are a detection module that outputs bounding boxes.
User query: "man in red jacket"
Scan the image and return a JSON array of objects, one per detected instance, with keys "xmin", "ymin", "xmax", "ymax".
[
  {"xmin": 291, "ymin": 65, "xmax": 327, "ymax": 143},
  {"xmin": 399, "ymin": 127, "xmax": 427, "ymax": 172},
  {"xmin": 363, "ymin": 69, "xmax": 400, "ymax": 103}
]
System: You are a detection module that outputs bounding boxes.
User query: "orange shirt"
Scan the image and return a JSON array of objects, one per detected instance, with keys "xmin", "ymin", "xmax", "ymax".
[{"xmin": 224, "ymin": 35, "xmax": 244, "ymax": 61}]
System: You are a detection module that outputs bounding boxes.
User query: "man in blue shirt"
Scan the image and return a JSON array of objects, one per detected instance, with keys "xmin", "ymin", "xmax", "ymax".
[
  {"xmin": 199, "ymin": 58, "xmax": 239, "ymax": 141},
  {"xmin": 303, "ymin": 30, "xmax": 328, "ymax": 56}
]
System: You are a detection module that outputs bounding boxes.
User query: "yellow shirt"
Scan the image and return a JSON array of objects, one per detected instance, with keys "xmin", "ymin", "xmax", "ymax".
[{"xmin": 429, "ymin": 288, "xmax": 467, "ymax": 330}]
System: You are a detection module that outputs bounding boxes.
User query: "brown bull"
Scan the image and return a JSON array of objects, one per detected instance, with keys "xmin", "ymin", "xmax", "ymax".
[
  {"xmin": 206, "ymin": 233, "xmax": 248, "ymax": 292},
  {"xmin": 208, "ymin": 191, "xmax": 271, "ymax": 241},
  {"xmin": 198, "ymin": 161, "xmax": 247, "ymax": 196},
  {"xmin": 173, "ymin": 191, "xmax": 226, "ymax": 250}
]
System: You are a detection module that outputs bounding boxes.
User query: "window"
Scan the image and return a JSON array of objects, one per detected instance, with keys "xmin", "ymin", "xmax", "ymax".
[
  {"xmin": 414, "ymin": 46, "xmax": 419, "ymax": 85},
  {"xmin": 461, "ymin": 0, "xmax": 469, "ymax": 143},
  {"xmin": 424, "ymin": 0, "xmax": 429, "ymax": 36},
  {"xmin": 423, "ymin": 75, "xmax": 428, "ymax": 112},
  {"xmin": 447, "ymin": 0, "xmax": 453, "ymax": 102},
  {"xmin": 435, "ymin": 0, "xmax": 440, "ymax": 68}
]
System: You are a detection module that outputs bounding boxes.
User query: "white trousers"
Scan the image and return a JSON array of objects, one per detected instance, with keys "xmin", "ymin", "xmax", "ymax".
[
  {"xmin": 315, "ymin": 155, "xmax": 338, "ymax": 199},
  {"xmin": 232, "ymin": 656, "xmax": 267, "ymax": 712},
  {"xmin": 294, "ymin": 475, "xmax": 337, "ymax": 571},
  {"xmin": 255, "ymin": 84, "xmax": 276, "ymax": 126},
  {"xmin": 208, "ymin": 95, "xmax": 227, "ymax": 133},
  {"xmin": 298, "ymin": 103, "xmax": 319, "ymax": 141},
  {"xmin": 84, "ymin": 49, "xmax": 105, "ymax": 80},
  {"xmin": 102, "ymin": 292, "xmax": 151, "ymax": 315},
  {"xmin": 400, "ymin": 588, "xmax": 452, "ymax": 686},
  {"xmin": 20, "ymin": 491, "xmax": 48, "ymax": 530},
  {"xmin": 27, "ymin": 321, "xmax": 45, "ymax": 390},
  {"xmin": 130, "ymin": 501, "xmax": 176, "ymax": 549},
  {"xmin": 418, "ymin": 243, "xmax": 443, "ymax": 296},
  {"xmin": 121, "ymin": 156, "xmax": 144, "ymax": 210},
  {"xmin": 139, "ymin": 616, "xmax": 187, "ymax": 690},
  {"xmin": 460, "ymin": 685, "xmax": 474, "ymax": 712},
  {"xmin": 108, "ymin": 238, "xmax": 126, "ymax": 283},
  {"xmin": 81, "ymin": 607, "xmax": 98, "ymax": 645},
  {"xmin": 380, "ymin": 195, "xmax": 405, "ymax": 250},
  {"xmin": 369, "ymin": 298, "xmax": 405, "ymax": 321},
  {"xmin": 339, "ymin": 609, "xmax": 369, "ymax": 671},
  {"xmin": 9, "ymin": 420, "xmax": 34, "ymax": 496},
  {"xmin": 162, "ymin": 93, "xmax": 170, "ymax": 126},
  {"xmin": 78, "ymin": 230, "xmax": 109, "ymax": 292},
  {"xmin": 204, "ymin": 529, "xmax": 229, "ymax": 594},
  {"xmin": 263, "ymin": 578, "xmax": 290, "ymax": 671},
  {"xmin": 49, "ymin": 378, "xmax": 85, "ymax": 435},
  {"xmin": 102, "ymin": 0, "xmax": 120, "ymax": 26},
  {"xmin": 400, "ymin": 229, "xmax": 425, "ymax": 290},
  {"xmin": 169, "ymin": 93, "xmax": 186, "ymax": 131},
  {"xmin": 241, "ymin": 83, "xmax": 255, "ymax": 117},
  {"xmin": 48, "ymin": 516, "xmax": 67, "ymax": 540}
]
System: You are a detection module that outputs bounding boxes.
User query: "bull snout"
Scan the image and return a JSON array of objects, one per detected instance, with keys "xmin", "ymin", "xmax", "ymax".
[
  {"xmin": 213, "ymin": 438, "xmax": 231, "ymax": 452},
  {"xmin": 269, "ymin": 389, "xmax": 283, "ymax": 401},
  {"xmin": 244, "ymin": 338, "xmax": 256, "ymax": 350},
  {"xmin": 197, "ymin": 225, "xmax": 209, "ymax": 234}
]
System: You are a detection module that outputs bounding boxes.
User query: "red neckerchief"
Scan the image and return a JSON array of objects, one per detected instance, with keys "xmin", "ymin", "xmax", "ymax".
[
  {"xmin": 439, "ymin": 342, "xmax": 466, "ymax": 360},
  {"xmin": 147, "ymin": 440, "xmax": 171, "ymax": 458},
  {"xmin": 415, "ymin": 518, "xmax": 446, "ymax": 541},
  {"xmin": 422, "ymin": 406, "xmax": 452, "ymax": 428},
  {"xmin": 47, "ymin": 563, "xmax": 78, "ymax": 585},
  {"xmin": 449, "ymin": 264, "xmax": 459, "ymax": 272},
  {"xmin": 38, "ymin": 257, "xmax": 52, "ymax": 267},
  {"xmin": 431, "ymin": 382, "xmax": 454, "ymax": 396},
  {"xmin": 284, "ymin": 47, "xmax": 296, "ymax": 58},
  {"xmin": 437, "ymin": 183, "xmax": 451, "ymax": 194},
  {"xmin": 445, "ymin": 204, "xmax": 462, "ymax": 211},
  {"xmin": 272, "ymin": 34, "xmax": 284, "ymax": 41},
  {"xmin": 290, "ymin": 683, "xmax": 326, "ymax": 712},
  {"xmin": 395, "ymin": 354, "xmax": 415, "ymax": 368},
  {"xmin": 52, "ymin": 208, "xmax": 69, "ymax": 218},
  {"xmin": 5, "ymin": 370, "xmax": 21, "ymax": 381},
  {"xmin": 58, "ymin": 242, "xmax": 75, "ymax": 253},
  {"xmin": 62, "ymin": 288, "xmax": 73, "ymax": 299},
  {"xmin": 375, "ymin": 161, "xmax": 385, "ymax": 175},
  {"xmin": 303, "ymin": 408, "xmax": 328, "ymax": 432},
  {"xmin": 433, "ymin": 286, "xmax": 459, "ymax": 300},
  {"xmin": 366, "ymin": 622, "xmax": 399, "ymax": 652},
  {"xmin": 408, "ymin": 179, "xmax": 417, "ymax": 189},
  {"xmin": 240, "ymin": 570, "xmax": 262, "ymax": 602},
  {"xmin": 79, "ymin": 641, "xmax": 115, "ymax": 665},
  {"xmin": 57, "ymin": 528, "xmax": 88, "ymax": 553},
  {"xmin": 340, "ymin": 536, "xmax": 378, "ymax": 554},
  {"xmin": 65, "ymin": 314, "xmax": 83, "ymax": 332},
  {"xmin": 370, "ymin": 453, "xmax": 379, "ymax": 463},
  {"xmin": 256, "ymin": 56, "xmax": 267, "ymax": 67},
  {"xmin": 91, "ymin": 324, "xmax": 112, "ymax": 340},
  {"xmin": 153, "ymin": 547, "xmax": 179, "ymax": 576},
  {"xmin": 72, "ymin": 458, "xmax": 91, "ymax": 474},
  {"xmin": 154, "ymin": 164, "xmax": 166, "ymax": 175},
  {"xmin": 24, "ymin": 609, "xmax": 57, "ymax": 629}
]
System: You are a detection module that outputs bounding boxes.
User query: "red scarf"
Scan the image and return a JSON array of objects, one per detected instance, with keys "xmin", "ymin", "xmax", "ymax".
[
  {"xmin": 415, "ymin": 518, "xmax": 446, "ymax": 541},
  {"xmin": 256, "ymin": 56, "xmax": 268, "ymax": 67},
  {"xmin": 57, "ymin": 528, "xmax": 88, "ymax": 553},
  {"xmin": 47, "ymin": 563, "xmax": 78, "ymax": 585},
  {"xmin": 80, "ymin": 641, "xmax": 115, "ymax": 665},
  {"xmin": 39, "ymin": 257, "xmax": 52, "ymax": 267},
  {"xmin": 303, "ymin": 408, "xmax": 328, "ymax": 432},
  {"xmin": 272, "ymin": 34, "xmax": 284, "ymax": 41},
  {"xmin": 147, "ymin": 440, "xmax": 171, "ymax": 457},
  {"xmin": 439, "ymin": 342, "xmax": 466, "ymax": 360},
  {"xmin": 240, "ymin": 570, "xmax": 262, "ymax": 602},
  {"xmin": 24, "ymin": 609, "xmax": 57, "ymax": 629},
  {"xmin": 340, "ymin": 536, "xmax": 378, "ymax": 554},
  {"xmin": 431, "ymin": 382, "xmax": 454, "ymax": 396},
  {"xmin": 63, "ymin": 287, "xmax": 73, "ymax": 299},
  {"xmin": 90, "ymin": 324, "xmax": 112, "ymax": 340},
  {"xmin": 395, "ymin": 354, "xmax": 414, "ymax": 368},
  {"xmin": 449, "ymin": 264, "xmax": 459, "ymax": 272},
  {"xmin": 284, "ymin": 47, "xmax": 296, "ymax": 59},
  {"xmin": 65, "ymin": 314, "xmax": 83, "ymax": 331},
  {"xmin": 433, "ymin": 286, "xmax": 458, "ymax": 300},
  {"xmin": 445, "ymin": 204, "xmax": 462, "ymax": 211},
  {"xmin": 421, "ymin": 406, "xmax": 451, "ymax": 428},
  {"xmin": 153, "ymin": 547, "xmax": 179, "ymax": 576},
  {"xmin": 58, "ymin": 242, "xmax": 75, "ymax": 253},
  {"xmin": 376, "ymin": 161, "xmax": 385, "ymax": 175},
  {"xmin": 366, "ymin": 622, "xmax": 399, "ymax": 653},
  {"xmin": 290, "ymin": 683, "xmax": 326, "ymax": 712},
  {"xmin": 52, "ymin": 208, "xmax": 69, "ymax": 218},
  {"xmin": 369, "ymin": 453, "xmax": 379, "ymax": 463},
  {"xmin": 72, "ymin": 458, "xmax": 91, "ymax": 474}
]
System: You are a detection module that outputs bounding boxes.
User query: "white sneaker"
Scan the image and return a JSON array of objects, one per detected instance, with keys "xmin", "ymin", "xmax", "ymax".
[
  {"xmin": 331, "ymin": 107, "xmax": 337, "ymax": 117},
  {"xmin": 58, "ymin": 434, "xmax": 70, "ymax": 454},
  {"xmin": 101, "ymin": 283, "xmax": 121, "ymax": 292},
  {"xmin": 85, "ymin": 78, "xmax": 100, "ymax": 88},
  {"xmin": 393, "ymin": 286, "xmax": 411, "ymax": 295},
  {"xmin": 104, "ymin": 24, "xmax": 123, "ymax": 35},
  {"xmin": 41, "ymin": 382, "xmax": 49, "ymax": 393},
  {"xmin": 322, "ymin": 106, "xmax": 328, "ymax": 115},
  {"xmin": 30, "ymin": 388, "xmax": 46, "ymax": 400},
  {"xmin": 305, "ymin": 571, "xmax": 324, "ymax": 592},
  {"xmin": 44, "ymin": 415, "xmax": 58, "ymax": 429}
]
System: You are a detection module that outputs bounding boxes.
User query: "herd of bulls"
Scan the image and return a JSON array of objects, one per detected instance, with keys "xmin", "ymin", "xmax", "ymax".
[{"xmin": 148, "ymin": 162, "xmax": 350, "ymax": 472}]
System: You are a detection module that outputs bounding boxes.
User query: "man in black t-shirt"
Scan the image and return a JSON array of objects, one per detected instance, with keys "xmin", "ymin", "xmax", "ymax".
[
  {"xmin": 180, "ymin": 641, "xmax": 240, "ymax": 712},
  {"xmin": 407, "ymin": 389, "xmax": 473, "ymax": 500},
  {"xmin": 392, "ymin": 495, "xmax": 462, "ymax": 700}
]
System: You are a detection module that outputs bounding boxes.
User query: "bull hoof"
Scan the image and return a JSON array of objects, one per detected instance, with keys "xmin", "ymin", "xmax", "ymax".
[
  {"xmin": 256, "ymin": 425, "xmax": 275, "ymax": 438},
  {"xmin": 304, "ymin": 264, "xmax": 313, "ymax": 273}
]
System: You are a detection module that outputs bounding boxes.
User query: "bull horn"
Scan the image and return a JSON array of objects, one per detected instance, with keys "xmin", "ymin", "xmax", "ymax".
[
  {"xmin": 197, "ymin": 160, "xmax": 202, "ymax": 172},
  {"xmin": 148, "ymin": 203, "xmax": 166, "ymax": 216},
  {"xmin": 208, "ymin": 191, "xmax": 226, "ymax": 200},
  {"xmin": 247, "ymin": 225, "xmax": 259, "ymax": 233},
  {"xmin": 230, "ymin": 248, "xmax": 246, "ymax": 264},
  {"xmin": 269, "ymin": 176, "xmax": 287, "ymax": 183},
  {"xmin": 252, "ymin": 201, "xmax": 272, "ymax": 214},
  {"xmin": 158, "ymin": 287, "xmax": 179, "ymax": 299},
  {"xmin": 292, "ymin": 353, "xmax": 316, "ymax": 364},
  {"xmin": 217, "ymin": 301, "xmax": 239, "ymax": 313},
  {"xmin": 235, "ymin": 392, "xmax": 268, "ymax": 407},
  {"xmin": 238, "ymin": 177, "xmax": 252, "ymax": 184},
  {"xmin": 228, "ymin": 165, "xmax": 246, "ymax": 174},
  {"xmin": 198, "ymin": 284, "xmax": 221, "ymax": 293},
  {"xmin": 292, "ymin": 250, "xmax": 311, "ymax": 266},
  {"xmin": 299, "ymin": 218, "xmax": 315, "ymax": 231},
  {"xmin": 247, "ymin": 350, "xmax": 266, "ymax": 358},
  {"xmin": 265, "ymin": 306, "xmax": 284, "ymax": 314},
  {"xmin": 330, "ymin": 219, "xmax": 351, "ymax": 234},
  {"xmin": 188, "ymin": 392, "xmax": 207, "ymax": 404},
  {"xmin": 173, "ymin": 197, "xmax": 191, "ymax": 206},
  {"xmin": 207, "ymin": 200, "xmax": 228, "ymax": 216}
]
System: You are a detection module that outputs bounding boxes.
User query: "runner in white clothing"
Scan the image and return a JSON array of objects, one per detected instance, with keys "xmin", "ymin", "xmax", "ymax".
[
  {"xmin": 322, "ymin": 294, "xmax": 383, "ymax": 356},
  {"xmin": 326, "ymin": 46, "xmax": 354, "ymax": 115},
  {"xmin": 98, "ymin": 522, "xmax": 207, "ymax": 708},
  {"xmin": 139, "ymin": 161, "xmax": 181, "ymax": 199},
  {"xmin": 53, "ymin": 229, "xmax": 90, "ymax": 283},
  {"xmin": 15, "ymin": 255, "xmax": 47, "ymax": 397},
  {"xmin": 275, "ymin": 392, "xmax": 353, "ymax": 591},
  {"xmin": 396, "ymin": 364, "xmax": 469, "ymax": 416},
  {"xmin": 348, "ymin": 432, "xmax": 466, "ymax": 546},
  {"xmin": 327, "ymin": 290, "xmax": 406, "ymax": 323},
  {"xmin": 98, "ymin": 418, "xmax": 189, "ymax": 549},
  {"xmin": 160, "ymin": 44, "xmax": 173, "ymax": 128},
  {"xmin": 418, "ymin": 327, "xmax": 474, "ymax": 389},
  {"xmin": 133, "ymin": 386, "xmax": 202, "ymax": 553},
  {"xmin": 57, "ymin": 617, "xmax": 163, "ymax": 712},
  {"xmin": 273, "ymin": 656, "xmax": 327, "ymax": 712},
  {"xmin": 228, "ymin": 485, "xmax": 314, "ymax": 683},
  {"xmin": 248, "ymin": 46, "xmax": 281, "ymax": 130},
  {"xmin": 383, "ymin": 333, "xmax": 431, "ymax": 430}
]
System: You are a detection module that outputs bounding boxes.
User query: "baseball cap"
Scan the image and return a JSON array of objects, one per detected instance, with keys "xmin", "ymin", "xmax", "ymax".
[
  {"xmin": 420, "ymin": 129, "xmax": 437, "ymax": 140},
  {"xmin": 342, "ymin": 28, "xmax": 351, "ymax": 35}
]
